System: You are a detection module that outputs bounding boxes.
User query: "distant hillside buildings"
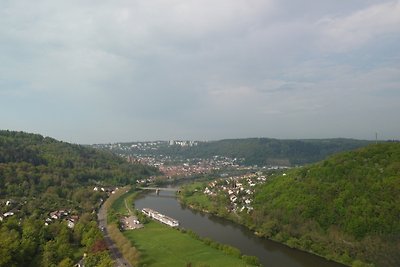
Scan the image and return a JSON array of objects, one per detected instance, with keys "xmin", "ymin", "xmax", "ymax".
[{"xmin": 169, "ymin": 140, "xmax": 198, "ymax": 147}]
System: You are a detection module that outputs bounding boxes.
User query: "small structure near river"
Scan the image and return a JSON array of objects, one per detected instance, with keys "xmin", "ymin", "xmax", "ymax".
[{"xmin": 120, "ymin": 215, "xmax": 143, "ymax": 230}]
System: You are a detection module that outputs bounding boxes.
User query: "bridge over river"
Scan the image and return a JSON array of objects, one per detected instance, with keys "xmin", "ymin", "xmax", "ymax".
[{"xmin": 138, "ymin": 187, "xmax": 180, "ymax": 194}]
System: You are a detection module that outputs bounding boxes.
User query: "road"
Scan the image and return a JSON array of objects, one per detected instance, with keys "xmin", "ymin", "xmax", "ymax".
[{"xmin": 98, "ymin": 204, "xmax": 132, "ymax": 267}]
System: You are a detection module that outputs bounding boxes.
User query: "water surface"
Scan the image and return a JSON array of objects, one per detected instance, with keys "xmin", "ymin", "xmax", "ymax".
[{"xmin": 135, "ymin": 190, "xmax": 345, "ymax": 267}]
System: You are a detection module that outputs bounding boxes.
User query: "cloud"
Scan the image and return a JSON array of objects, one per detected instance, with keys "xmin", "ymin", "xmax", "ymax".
[
  {"xmin": 317, "ymin": 1, "xmax": 400, "ymax": 52},
  {"xmin": 0, "ymin": 0, "xmax": 399, "ymax": 142}
]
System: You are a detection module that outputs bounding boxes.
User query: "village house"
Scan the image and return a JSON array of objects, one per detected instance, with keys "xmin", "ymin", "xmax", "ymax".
[{"xmin": 45, "ymin": 210, "xmax": 78, "ymax": 228}]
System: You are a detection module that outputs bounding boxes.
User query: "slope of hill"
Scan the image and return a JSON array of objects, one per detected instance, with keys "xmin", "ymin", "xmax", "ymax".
[
  {"xmin": 105, "ymin": 138, "xmax": 372, "ymax": 166},
  {"xmin": 252, "ymin": 143, "xmax": 400, "ymax": 266},
  {"xmin": 0, "ymin": 130, "xmax": 157, "ymax": 193},
  {"xmin": 0, "ymin": 130, "xmax": 157, "ymax": 266},
  {"xmin": 179, "ymin": 142, "xmax": 400, "ymax": 266},
  {"xmin": 185, "ymin": 138, "xmax": 372, "ymax": 165}
]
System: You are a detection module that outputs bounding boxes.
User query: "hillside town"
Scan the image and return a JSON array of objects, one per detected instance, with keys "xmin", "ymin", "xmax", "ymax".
[
  {"xmin": 93, "ymin": 140, "xmax": 294, "ymax": 185},
  {"xmin": 94, "ymin": 141, "xmax": 250, "ymax": 179},
  {"xmin": 131, "ymin": 155, "xmax": 244, "ymax": 178},
  {"xmin": 202, "ymin": 173, "xmax": 274, "ymax": 213},
  {"xmin": 92, "ymin": 140, "xmax": 198, "ymax": 154}
]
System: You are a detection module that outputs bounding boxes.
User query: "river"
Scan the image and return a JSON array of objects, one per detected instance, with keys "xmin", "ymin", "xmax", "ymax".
[{"xmin": 135, "ymin": 190, "xmax": 345, "ymax": 267}]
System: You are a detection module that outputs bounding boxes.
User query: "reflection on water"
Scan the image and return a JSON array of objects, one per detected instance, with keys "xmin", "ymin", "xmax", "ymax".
[{"xmin": 135, "ymin": 190, "xmax": 345, "ymax": 267}]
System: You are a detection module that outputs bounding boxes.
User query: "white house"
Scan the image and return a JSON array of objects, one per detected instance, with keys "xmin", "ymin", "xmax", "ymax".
[{"xmin": 4, "ymin": 212, "xmax": 14, "ymax": 217}]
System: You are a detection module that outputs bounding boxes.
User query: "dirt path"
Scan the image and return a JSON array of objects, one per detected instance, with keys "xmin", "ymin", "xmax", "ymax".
[{"xmin": 124, "ymin": 198, "xmax": 133, "ymax": 215}]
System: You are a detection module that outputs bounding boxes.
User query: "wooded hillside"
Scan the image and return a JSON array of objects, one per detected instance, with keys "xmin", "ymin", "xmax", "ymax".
[
  {"xmin": 253, "ymin": 143, "xmax": 400, "ymax": 266},
  {"xmin": 179, "ymin": 142, "xmax": 400, "ymax": 266},
  {"xmin": 115, "ymin": 138, "xmax": 372, "ymax": 166},
  {"xmin": 0, "ymin": 130, "xmax": 157, "ymax": 266},
  {"xmin": 0, "ymin": 130, "xmax": 157, "ymax": 197}
]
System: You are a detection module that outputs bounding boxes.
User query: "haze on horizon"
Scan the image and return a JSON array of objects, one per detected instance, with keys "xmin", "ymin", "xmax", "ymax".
[{"xmin": 1, "ymin": 1, "xmax": 399, "ymax": 144}]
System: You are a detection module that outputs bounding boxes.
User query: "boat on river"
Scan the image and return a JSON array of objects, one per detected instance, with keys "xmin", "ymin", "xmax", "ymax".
[{"xmin": 142, "ymin": 208, "xmax": 179, "ymax": 227}]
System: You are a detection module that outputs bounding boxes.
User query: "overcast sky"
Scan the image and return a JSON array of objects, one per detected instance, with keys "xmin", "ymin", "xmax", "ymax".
[{"xmin": 1, "ymin": 1, "xmax": 399, "ymax": 143}]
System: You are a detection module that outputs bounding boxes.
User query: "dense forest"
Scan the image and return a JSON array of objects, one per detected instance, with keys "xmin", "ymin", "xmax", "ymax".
[
  {"xmin": 181, "ymin": 143, "xmax": 400, "ymax": 266},
  {"xmin": 115, "ymin": 138, "xmax": 372, "ymax": 166},
  {"xmin": 0, "ymin": 130, "xmax": 157, "ymax": 266}
]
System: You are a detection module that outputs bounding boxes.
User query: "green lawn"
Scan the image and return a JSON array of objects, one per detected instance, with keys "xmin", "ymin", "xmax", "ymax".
[
  {"xmin": 186, "ymin": 193, "xmax": 215, "ymax": 209},
  {"xmin": 124, "ymin": 221, "xmax": 255, "ymax": 267},
  {"xmin": 110, "ymin": 191, "xmax": 138, "ymax": 215}
]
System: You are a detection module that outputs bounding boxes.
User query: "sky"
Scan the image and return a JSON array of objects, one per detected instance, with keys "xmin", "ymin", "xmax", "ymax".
[{"xmin": 1, "ymin": 0, "xmax": 399, "ymax": 144}]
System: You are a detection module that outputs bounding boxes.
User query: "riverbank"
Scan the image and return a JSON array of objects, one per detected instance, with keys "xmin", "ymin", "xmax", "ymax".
[
  {"xmin": 125, "ymin": 221, "xmax": 258, "ymax": 267},
  {"xmin": 135, "ymin": 189, "xmax": 350, "ymax": 267},
  {"xmin": 117, "ymin": 189, "xmax": 260, "ymax": 266},
  {"xmin": 178, "ymin": 182, "xmax": 350, "ymax": 267}
]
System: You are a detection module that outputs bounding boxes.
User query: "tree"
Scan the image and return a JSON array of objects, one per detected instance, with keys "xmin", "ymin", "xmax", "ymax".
[
  {"xmin": 58, "ymin": 258, "xmax": 74, "ymax": 267},
  {"xmin": 0, "ymin": 227, "xmax": 20, "ymax": 266}
]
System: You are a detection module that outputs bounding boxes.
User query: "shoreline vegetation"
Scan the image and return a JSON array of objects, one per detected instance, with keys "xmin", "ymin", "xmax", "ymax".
[
  {"xmin": 108, "ymin": 188, "xmax": 261, "ymax": 267},
  {"xmin": 179, "ymin": 184, "xmax": 361, "ymax": 266},
  {"xmin": 178, "ymin": 186, "xmax": 347, "ymax": 265},
  {"xmin": 179, "ymin": 143, "xmax": 400, "ymax": 267}
]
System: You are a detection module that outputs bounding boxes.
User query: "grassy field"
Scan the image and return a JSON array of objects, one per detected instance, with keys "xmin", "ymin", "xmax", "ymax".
[
  {"xmin": 110, "ymin": 190, "xmax": 139, "ymax": 214},
  {"xmin": 180, "ymin": 182, "xmax": 214, "ymax": 209},
  {"xmin": 124, "ymin": 221, "xmax": 256, "ymax": 267},
  {"xmin": 110, "ymin": 192, "xmax": 129, "ymax": 214}
]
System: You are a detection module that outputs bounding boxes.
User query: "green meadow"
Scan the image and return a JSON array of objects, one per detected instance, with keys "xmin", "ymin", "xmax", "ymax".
[{"xmin": 124, "ymin": 221, "xmax": 256, "ymax": 267}]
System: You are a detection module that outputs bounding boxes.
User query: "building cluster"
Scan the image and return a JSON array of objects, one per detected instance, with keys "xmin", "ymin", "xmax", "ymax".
[
  {"xmin": 0, "ymin": 199, "xmax": 18, "ymax": 221},
  {"xmin": 133, "ymin": 155, "xmax": 242, "ymax": 179},
  {"xmin": 45, "ymin": 210, "xmax": 79, "ymax": 228},
  {"xmin": 168, "ymin": 140, "xmax": 198, "ymax": 147},
  {"xmin": 203, "ymin": 173, "xmax": 268, "ymax": 213},
  {"xmin": 94, "ymin": 142, "xmax": 157, "ymax": 150},
  {"xmin": 141, "ymin": 208, "xmax": 179, "ymax": 227},
  {"xmin": 131, "ymin": 141, "xmax": 164, "ymax": 149},
  {"xmin": 93, "ymin": 186, "xmax": 117, "ymax": 195},
  {"xmin": 93, "ymin": 140, "xmax": 198, "ymax": 153},
  {"xmin": 159, "ymin": 163, "xmax": 211, "ymax": 178}
]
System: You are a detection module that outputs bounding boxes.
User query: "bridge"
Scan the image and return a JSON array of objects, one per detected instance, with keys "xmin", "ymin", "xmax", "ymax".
[{"xmin": 138, "ymin": 187, "xmax": 180, "ymax": 194}]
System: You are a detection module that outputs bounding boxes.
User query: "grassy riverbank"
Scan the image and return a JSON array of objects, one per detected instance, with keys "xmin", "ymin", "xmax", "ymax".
[
  {"xmin": 124, "ymin": 221, "xmax": 257, "ymax": 267},
  {"xmin": 113, "ymin": 190, "xmax": 259, "ymax": 266}
]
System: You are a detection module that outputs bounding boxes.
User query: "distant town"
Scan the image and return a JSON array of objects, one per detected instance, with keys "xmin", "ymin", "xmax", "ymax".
[{"xmin": 93, "ymin": 140, "xmax": 290, "ymax": 181}]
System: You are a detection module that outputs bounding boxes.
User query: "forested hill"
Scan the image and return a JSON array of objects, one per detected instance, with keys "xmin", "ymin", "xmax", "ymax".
[
  {"xmin": 0, "ymin": 130, "xmax": 157, "ymax": 266},
  {"xmin": 252, "ymin": 143, "xmax": 400, "ymax": 266},
  {"xmin": 111, "ymin": 138, "xmax": 372, "ymax": 166},
  {"xmin": 187, "ymin": 138, "xmax": 372, "ymax": 165},
  {"xmin": 0, "ymin": 130, "xmax": 157, "ymax": 194}
]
